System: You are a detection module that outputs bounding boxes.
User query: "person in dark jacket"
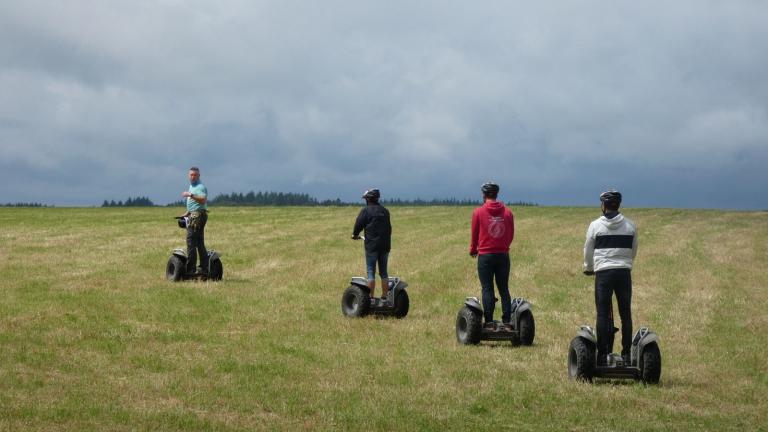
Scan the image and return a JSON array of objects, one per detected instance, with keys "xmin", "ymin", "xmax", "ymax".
[
  {"xmin": 352, "ymin": 189, "xmax": 392, "ymax": 302},
  {"xmin": 470, "ymin": 182, "xmax": 515, "ymax": 327}
]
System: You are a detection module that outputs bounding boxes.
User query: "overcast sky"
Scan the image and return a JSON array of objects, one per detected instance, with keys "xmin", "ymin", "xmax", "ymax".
[{"xmin": 1, "ymin": 1, "xmax": 766, "ymax": 208}]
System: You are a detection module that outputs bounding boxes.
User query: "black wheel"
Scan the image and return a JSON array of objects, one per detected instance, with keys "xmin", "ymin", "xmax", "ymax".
[
  {"xmin": 341, "ymin": 285, "xmax": 370, "ymax": 318},
  {"xmin": 166, "ymin": 255, "xmax": 184, "ymax": 282},
  {"xmin": 640, "ymin": 343, "xmax": 662, "ymax": 384},
  {"xmin": 393, "ymin": 290, "xmax": 409, "ymax": 318},
  {"xmin": 456, "ymin": 306, "xmax": 482, "ymax": 345},
  {"xmin": 510, "ymin": 331, "xmax": 521, "ymax": 347},
  {"xmin": 209, "ymin": 259, "xmax": 223, "ymax": 281},
  {"xmin": 518, "ymin": 311, "xmax": 535, "ymax": 346},
  {"xmin": 568, "ymin": 337, "xmax": 595, "ymax": 382}
]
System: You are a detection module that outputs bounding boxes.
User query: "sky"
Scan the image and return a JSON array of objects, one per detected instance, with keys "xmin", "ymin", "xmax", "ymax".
[{"xmin": 1, "ymin": 1, "xmax": 766, "ymax": 209}]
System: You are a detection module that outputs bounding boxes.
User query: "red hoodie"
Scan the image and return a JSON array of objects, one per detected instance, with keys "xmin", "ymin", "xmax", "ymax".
[{"xmin": 470, "ymin": 200, "xmax": 515, "ymax": 255}]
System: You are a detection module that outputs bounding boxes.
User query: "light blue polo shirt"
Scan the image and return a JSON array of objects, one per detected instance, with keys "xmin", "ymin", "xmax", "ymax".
[{"xmin": 187, "ymin": 182, "xmax": 208, "ymax": 211}]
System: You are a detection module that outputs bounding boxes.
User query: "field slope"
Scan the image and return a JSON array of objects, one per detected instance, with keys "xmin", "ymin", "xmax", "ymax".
[{"xmin": 1, "ymin": 206, "xmax": 766, "ymax": 431}]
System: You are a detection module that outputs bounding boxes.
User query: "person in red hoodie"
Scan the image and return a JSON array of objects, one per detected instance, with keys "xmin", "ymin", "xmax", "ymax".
[{"xmin": 470, "ymin": 182, "xmax": 515, "ymax": 327}]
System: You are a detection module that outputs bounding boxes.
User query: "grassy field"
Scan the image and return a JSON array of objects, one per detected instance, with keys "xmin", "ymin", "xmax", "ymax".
[{"xmin": 0, "ymin": 206, "xmax": 766, "ymax": 431}]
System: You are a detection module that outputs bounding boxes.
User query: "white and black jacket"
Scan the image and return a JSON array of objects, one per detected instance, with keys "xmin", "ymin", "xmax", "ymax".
[{"xmin": 583, "ymin": 213, "xmax": 638, "ymax": 273}]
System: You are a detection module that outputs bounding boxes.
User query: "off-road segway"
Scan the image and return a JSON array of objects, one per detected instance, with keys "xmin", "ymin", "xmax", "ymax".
[
  {"xmin": 166, "ymin": 216, "xmax": 223, "ymax": 282},
  {"xmin": 455, "ymin": 296, "xmax": 535, "ymax": 346},
  {"xmin": 341, "ymin": 276, "xmax": 410, "ymax": 318},
  {"xmin": 341, "ymin": 235, "xmax": 409, "ymax": 318},
  {"xmin": 568, "ymin": 323, "xmax": 661, "ymax": 384}
]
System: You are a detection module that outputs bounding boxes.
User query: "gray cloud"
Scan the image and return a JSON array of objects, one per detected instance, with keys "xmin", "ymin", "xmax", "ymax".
[{"xmin": 1, "ymin": 1, "xmax": 766, "ymax": 208}]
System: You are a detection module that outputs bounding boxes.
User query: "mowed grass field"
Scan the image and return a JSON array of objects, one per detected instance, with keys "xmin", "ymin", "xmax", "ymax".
[{"xmin": 0, "ymin": 206, "xmax": 766, "ymax": 431}]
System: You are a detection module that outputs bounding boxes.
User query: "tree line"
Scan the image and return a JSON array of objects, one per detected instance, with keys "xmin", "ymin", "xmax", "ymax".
[
  {"xmin": 102, "ymin": 197, "xmax": 155, "ymax": 207},
  {"xmin": 102, "ymin": 191, "xmax": 538, "ymax": 207},
  {"xmin": 2, "ymin": 202, "xmax": 52, "ymax": 207}
]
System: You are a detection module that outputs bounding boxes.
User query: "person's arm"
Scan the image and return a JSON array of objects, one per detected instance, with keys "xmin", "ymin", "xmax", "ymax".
[
  {"xmin": 508, "ymin": 210, "xmax": 515, "ymax": 244},
  {"xmin": 188, "ymin": 194, "xmax": 207, "ymax": 204},
  {"xmin": 469, "ymin": 209, "xmax": 480, "ymax": 257},
  {"xmin": 583, "ymin": 223, "xmax": 595, "ymax": 275},
  {"xmin": 181, "ymin": 187, "xmax": 207, "ymax": 204},
  {"xmin": 191, "ymin": 185, "xmax": 207, "ymax": 204},
  {"xmin": 352, "ymin": 208, "xmax": 367, "ymax": 238},
  {"xmin": 632, "ymin": 223, "xmax": 638, "ymax": 259}
]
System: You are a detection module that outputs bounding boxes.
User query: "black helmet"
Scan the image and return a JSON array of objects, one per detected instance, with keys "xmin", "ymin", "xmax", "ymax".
[
  {"xmin": 599, "ymin": 189, "xmax": 622, "ymax": 204},
  {"xmin": 481, "ymin": 182, "xmax": 500, "ymax": 195},
  {"xmin": 362, "ymin": 189, "xmax": 380, "ymax": 200}
]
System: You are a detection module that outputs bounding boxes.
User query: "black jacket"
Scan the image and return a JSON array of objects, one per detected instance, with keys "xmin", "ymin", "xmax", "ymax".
[{"xmin": 353, "ymin": 203, "xmax": 392, "ymax": 253}]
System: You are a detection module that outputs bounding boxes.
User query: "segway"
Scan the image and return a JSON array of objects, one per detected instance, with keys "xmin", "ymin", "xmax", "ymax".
[
  {"xmin": 341, "ymin": 276, "xmax": 410, "ymax": 318},
  {"xmin": 455, "ymin": 296, "xmax": 535, "ymax": 346},
  {"xmin": 166, "ymin": 216, "xmax": 223, "ymax": 281},
  {"xmin": 568, "ymin": 324, "xmax": 662, "ymax": 384}
]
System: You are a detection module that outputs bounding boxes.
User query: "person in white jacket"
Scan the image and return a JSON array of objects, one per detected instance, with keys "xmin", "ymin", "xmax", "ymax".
[{"xmin": 583, "ymin": 190, "xmax": 638, "ymax": 365}]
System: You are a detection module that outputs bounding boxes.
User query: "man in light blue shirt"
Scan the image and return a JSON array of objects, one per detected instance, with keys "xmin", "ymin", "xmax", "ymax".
[{"xmin": 180, "ymin": 167, "xmax": 209, "ymax": 276}]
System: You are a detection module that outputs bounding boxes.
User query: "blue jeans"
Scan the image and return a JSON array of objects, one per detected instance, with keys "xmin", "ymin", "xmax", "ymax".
[{"xmin": 365, "ymin": 251, "xmax": 389, "ymax": 282}]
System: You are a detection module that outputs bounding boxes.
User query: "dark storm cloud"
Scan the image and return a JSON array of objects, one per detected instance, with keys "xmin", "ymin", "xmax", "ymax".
[{"xmin": 0, "ymin": 1, "xmax": 766, "ymax": 208}]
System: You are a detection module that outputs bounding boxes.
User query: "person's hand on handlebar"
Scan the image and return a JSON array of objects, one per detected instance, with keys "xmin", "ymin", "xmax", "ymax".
[
  {"xmin": 351, "ymin": 235, "xmax": 361, "ymax": 240},
  {"xmin": 583, "ymin": 270, "xmax": 595, "ymax": 276}
]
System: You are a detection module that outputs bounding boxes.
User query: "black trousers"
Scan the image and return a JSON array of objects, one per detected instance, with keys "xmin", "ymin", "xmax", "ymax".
[
  {"xmin": 477, "ymin": 253, "xmax": 512, "ymax": 323},
  {"xmin": 595, "ymin": 268, "xmax": 632, "ymax": 356},
  {"xmin": 186, "ymin": 211, "xmax": 208, "ymax": 274}
]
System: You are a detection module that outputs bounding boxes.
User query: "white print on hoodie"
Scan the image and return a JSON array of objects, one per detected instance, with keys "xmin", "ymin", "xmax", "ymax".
[
  {"xmin": 583, "ymin": 213, "xmax": 638, "ymax": 273},
  {"xmin": 488, "ymin": 216, "xmax": 506, "ymax": 238}
]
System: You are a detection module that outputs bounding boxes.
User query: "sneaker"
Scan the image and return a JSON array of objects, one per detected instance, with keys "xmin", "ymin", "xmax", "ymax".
[{"xmin": 483, "ymin": 322, "xmax": 495, "ymax": 330}]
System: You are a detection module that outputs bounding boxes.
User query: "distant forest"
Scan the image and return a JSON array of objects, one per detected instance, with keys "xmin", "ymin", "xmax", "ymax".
[
  {"xmin": 2, "ymin": 202, "xmax": 52, "ymax": 207},
  {"xmin": 104, "ymin": 191, "xmax": 538, "ymax": 207},
  {"xmin": 102, "ymin": 197, "xmax": 155, "ymax": 207}
]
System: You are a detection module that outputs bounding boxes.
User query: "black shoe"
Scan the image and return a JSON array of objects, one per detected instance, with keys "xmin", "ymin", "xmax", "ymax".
[
  {"xmin": 596, "ymin": 354, "xmax": 609, "ymax": 367},
  {"xmin": 622, "ymin": 353, "xmax": 631, "ymax": 365}
]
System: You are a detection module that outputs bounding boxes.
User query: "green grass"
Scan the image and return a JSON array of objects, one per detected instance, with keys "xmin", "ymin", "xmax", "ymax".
[{"xmin": 0, "ymin": 206, "xmax": 766, "ymax": 431}]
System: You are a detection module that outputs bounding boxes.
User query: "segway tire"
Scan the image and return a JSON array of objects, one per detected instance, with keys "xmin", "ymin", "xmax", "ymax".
[
  {"xmin": 393, "ymin": 290, "xmax": 409, "ymax": 318},
  {"xmin": 519, "ymin": 311, "xmax": 535, "ymax": 346},
  {"xmin": 166, "ymin": 255, "xmax": 184, "ymax": 282},
  {"xmin": 568, "ymin": 337, "xmax": 595, "ymax": 382},
  {"xmin": 641, "ymin": 344, "xmax": 662, "ymax": 384},
  {"xmin": 456, "ymin": 306, "xmax": 482, "ymax": 345},
  {"xmin": 209, "ymin": 259, "xmax": 223, "ymax": 281},
  {"xmin": 341, "ymin": 285, "xmax": 370, "ymax": 318}
]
